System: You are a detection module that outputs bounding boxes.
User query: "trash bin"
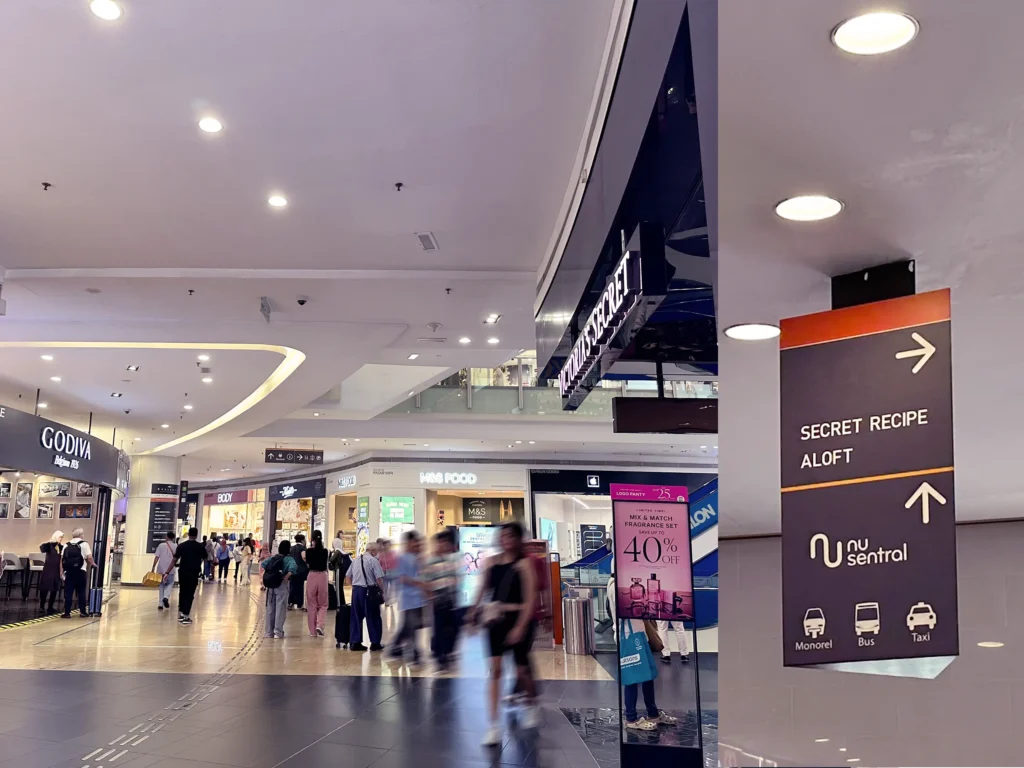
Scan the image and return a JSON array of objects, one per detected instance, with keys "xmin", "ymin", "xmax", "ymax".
[{"xmin": 562, "ymin": 596, "xmax": 595, "ymax": 655}]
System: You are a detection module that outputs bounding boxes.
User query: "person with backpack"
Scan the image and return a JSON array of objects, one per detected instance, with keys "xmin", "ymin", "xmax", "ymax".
[
  {"xmin": 262, "ymin": 540, "xmax": 297, "ymax": 639},
  {"xmin": 172, "ymin": 527, "xmax": 208, "ymax": 625},
  {"xmin": 60, "ymin": 527, "xmax": 94, "ymax": 618}
]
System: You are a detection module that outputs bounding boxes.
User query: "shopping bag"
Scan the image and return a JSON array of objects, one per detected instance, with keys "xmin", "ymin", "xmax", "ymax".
[
  {"xmin": 619, "ymin": 620, "xmax": 657, "ymax": 686},
  {"xmin": 142, "ymin": 571, "xmax": 162, "ymax": 588}
]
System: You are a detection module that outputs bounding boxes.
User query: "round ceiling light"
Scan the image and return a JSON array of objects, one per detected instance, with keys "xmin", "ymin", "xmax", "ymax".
[
  {"xmin": 487, "ymin": 338, "xmax": 499, "ymax": 345},
  {"xmin": 50, "ymin": 376, "xmax": 61, "ymax": 382},
  {"xmin": 41, "ymin": 354, "xmax": 54, "ymax": 361},
  {"xmin": 161, "ymin": 424, "xmax": 169, "ymax": 429},
  {"xmin": 89, "ymin": 0, "xmax": 122, "ymax": 21},
  {"xmin": 775, "ymin": 195, "xmax": 843, "ymax": 221},
  {"xmin": 183, "ymin": 404, "xmax": 193, "ymax": 411},
  {"xmin": 458, "ymin": 337, "xmax": 471, "ymax": 345},
  {"xmin": 978, "ymin": 641, "xmax": 1005, "ymax": 648},
  {"xmin": 268, "ymin": 194, "xmax": 288, "ymax": 208},
  {"xmin": 198, "ymin": 117, "xmax": 223, "ymax": 134},
  {"xmin": 197, "ymin": 354, "xmax": 210, "ymax": 361},
  {"xmin": 201, "ymin": 377, "xmax": 213, "ymax": 384},
  {"xmin": 38, "ymin": 402, "xmax": 48, "ymax": 409},
  {"xmin": 724, "ymin": 323, "xmax": 781, "ymax": 341},
  {"xmin": 832, "ymin": 12, "xmax": 918, "ymax": 56}
]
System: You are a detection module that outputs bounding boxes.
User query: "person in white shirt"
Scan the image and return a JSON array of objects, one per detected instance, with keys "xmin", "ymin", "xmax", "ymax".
[
  {"xmin": 152, "ymin": 531, "xmax": 177, "ymax": 610},
  {"xmin": 61, "ymin": 527, "xmax": 95, "ymax": 619},
  {"xmin": 348, "ymin": 541, "xmax": 386, "ymax": 651}
]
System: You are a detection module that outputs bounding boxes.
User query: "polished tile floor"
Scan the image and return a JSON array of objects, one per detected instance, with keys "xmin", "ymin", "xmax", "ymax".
[{"xmin": 0, "ymin": 583, "xmax": 716, "ymax": 768}]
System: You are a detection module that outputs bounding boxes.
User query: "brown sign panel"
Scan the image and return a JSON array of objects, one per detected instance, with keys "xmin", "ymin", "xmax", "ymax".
[{"xmin": 780, "ymin": 290, "xmax": 958, "ymax": 666}]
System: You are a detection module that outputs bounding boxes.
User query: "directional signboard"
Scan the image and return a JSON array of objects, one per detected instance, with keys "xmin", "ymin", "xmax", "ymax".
[
  {"xmin": 780, "ymin": 289, "xmax": 957, "ymax": 666},
  {"xmin": 265, "ymin": 449, "xmax": 324, "ymax": 466}
]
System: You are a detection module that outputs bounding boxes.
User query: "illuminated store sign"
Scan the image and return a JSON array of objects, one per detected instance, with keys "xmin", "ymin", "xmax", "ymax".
[
  {"xmin": 419, "ymin": 471, "xmax": 477, "ymax": 486},
  {"xmin": 558, "ymin": 248, "xmax": 639, "ymax": 399},
  {"xmin": 0, "ymin": 407, "xmax": 120, "ymax": 487},
  {"xmin": 337, "ymin": 475, "xmax": 357, "ymax": 490},
  {"xmin": 41, "ymin": 426, "xmax": 92, "ymax": 470}
]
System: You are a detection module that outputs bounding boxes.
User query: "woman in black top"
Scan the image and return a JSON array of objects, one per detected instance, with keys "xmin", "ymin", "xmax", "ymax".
[
  {"xmin": 469, "ymin": 522, "xmax": 538, "ymax": 746},
  {"xmin": 39, "ymin": 531, "xmax": 64, "ymax": 614},
  {"xmin": 302, "ymin": 530, "xmax": 330, "ymax": 637}
]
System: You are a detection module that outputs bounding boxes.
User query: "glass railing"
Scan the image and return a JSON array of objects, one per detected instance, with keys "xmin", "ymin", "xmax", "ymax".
[{"xmin": 383, "ymin": 370, "xmax": 716, "ymax": 420}]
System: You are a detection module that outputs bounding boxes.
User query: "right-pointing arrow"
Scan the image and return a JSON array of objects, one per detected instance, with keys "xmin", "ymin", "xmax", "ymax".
[
  {"xmin": 905, "ymin": 481, "xmax": 947, "ymax": 524},
  {"xmin": 895, "ymin": 332, "xmax": 936, "ymax": 374}
]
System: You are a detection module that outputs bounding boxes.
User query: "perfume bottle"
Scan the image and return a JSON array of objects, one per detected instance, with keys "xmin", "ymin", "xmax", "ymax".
[
  {"xmin": 629, "ymin": 577, "xmax": 646, "ymax": 614},
  {"xmin": 647, "ymin": 573, "xmax": 661, "ymax": 616}
]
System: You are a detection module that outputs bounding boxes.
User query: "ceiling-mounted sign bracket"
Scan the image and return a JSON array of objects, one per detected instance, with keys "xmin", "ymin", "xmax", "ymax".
[{"xmin": 831, "ymin": 259, "xmax": 915, "ymax": 310}]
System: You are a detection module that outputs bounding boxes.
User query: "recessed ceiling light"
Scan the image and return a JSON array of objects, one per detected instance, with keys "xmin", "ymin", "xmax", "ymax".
[
  {"xmin": 775, "ymin": 195, "xmax": 843, "ymax": 222},
  {"xmin": 197, "ymin": 354, "xmax": 210, "ymax": 361},
  {"xmin": 198, "ymin": 116, "xmax": 223, "ymax": 134},
  {"xmin": 724, "ymin": 323, "xmax": 781, "ymax": 341},
  {"xmin": 407, "ymin": 354, "xmax": 419, "ymax": 360},
  {"xmin": 38, "ymin": 402, "xmax": 48, "ymax": 409},
  {"xmin": 832, "ymin": 12, "xmax": 918, "ymax": 56},
  {"xmin": 41, "ymin": 355, "xmax": 54, "ymax": 361},
  {"xmin": 507, "ymin": 444, "xmax": 514, "ymax": 448},
  {"xmin": 423, "ymin": 443, "xmax": 429, "ymax": 447},
  {"xmin": 313, "ymin": 412, "xmax": 320, "ymax": 417},
  {"xmin": 221, "ymin": 468, "xmax": 231, "ymax": 472},
  {"xmin": 978, "ymin": 641, "xmax": 1005, "ymax": 648},
  {"xmin": 408, "ymin": 391, "xmax": 415, "ymax": 397},
  {"xmin": 268, "ymin": 194, "xmax": 288, "ymax": 208},
  {"xmin": 484, "ymin": 314, "xmax": 501, "ymax": 325},
  {"xmin": 838, "ymin": 748, "xmax": 847, "ymax": 753},
  {"xmin": 515, "ymin": 440, "xmax": 522, "ymax": 444},
  {"xmin": 126, "ymin": 365, "xmax": 140, "ymax": 372},
  {"xmin": 814, "ymin": 739, "xmax": 830, "ymax": 744},
  {"xmin": 353, "ymin": 438, "xmax": 360, "ymax": 442},
  {"xmin": 202, "ymin": 377, "xmax": 213, "ymax": 384},
  {"xmin": 111, "ymin": 392, "xmax": 122, "ymax": 398},
  {"xmin": 184, "ymin": 404, "xmax": 193, "ymax": 410},
  {"xmin": 89, "ymin": 0, "xmax": 122, "ymax": 21},
  {"xmin": 161, "ymin": 424, "xmax": 169, "ymax": 429},
  {"xmin": 458, "ymin": 337, "xmax": 471, "ymax": 345},
  {"xmin": 50, "ymin": 376, "xmax": 61, "ymax": 382},
  {"xmin": 528, "ymin": 441, "xmax": 536, "ymax": 444},
  {"xmin": 134, "ymin": 437, "xmax": 142, "ymax": 441},
  {"xmin": 487, "ymin": 338, "xmax": 499, "ymax": 345}
]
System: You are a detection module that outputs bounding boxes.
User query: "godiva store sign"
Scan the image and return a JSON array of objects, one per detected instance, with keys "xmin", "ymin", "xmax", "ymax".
[{"xmin": 380, "ymin": 496, "xmax": 414, "ymax": 524}]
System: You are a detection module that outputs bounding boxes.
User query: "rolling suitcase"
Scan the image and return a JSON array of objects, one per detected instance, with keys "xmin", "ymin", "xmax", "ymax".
[
  {"xmin": 328, "ymin": 583, "xmax": 338, "ymax": 611},
  {"xmin": 335, "ymin": 603, "xmax": 351, "ymax": 648}
]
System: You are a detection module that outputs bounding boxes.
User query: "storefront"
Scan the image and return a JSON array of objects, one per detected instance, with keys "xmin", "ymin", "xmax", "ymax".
[
  {"xmin": 201, "ymin": 488, "xmax": 266, "ymax": 545},
  {"xmin": 0, "ymin": 405, "xmax": 128, "ymax": 613},
  {"xmin": 268, "ymin": 477, "xmax": 326, "ymax": 547}
]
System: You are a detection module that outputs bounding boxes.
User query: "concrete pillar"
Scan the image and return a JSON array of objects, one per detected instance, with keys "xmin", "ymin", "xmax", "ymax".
[{"xmin": 122, "ymin": 455, "xmax": 182, "ymax": 584}]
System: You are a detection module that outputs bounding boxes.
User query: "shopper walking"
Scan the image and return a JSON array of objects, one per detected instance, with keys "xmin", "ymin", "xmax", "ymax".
[
  {"xmin": 152, "ymin": 531, "xmax": 178, "ymax": 610},
  {"xmin": 656, "ymin": 620, "xmax": 691, "ymax": 664},
  {"xmin": 349, "ymin": 541, "xmax": 386, "ymax": 652},
  {"xmin": 204, "ymin": 535, "xmax": 216, "ymax": 580},
  {"xmin": 262, "ymin": 540, "xmax": 297, "ymax": 639},
  {"xmin": 173, "ymin": 528, "xmax": 208, "ymax": 625},
  {"xmin": 424, "ymin": 529, "xmax": 460, "ymax": 669},
  {"xmin": 388, "ymin": 531, "xmax": 428, "ymax": 664},
  {"xmin": 289, "ymin": 534, "xmax": 308, "ymax": 610},
  {"xmin": 215, "ymin": 537, "xmax": 231, "ymax": 581},
  {"xmin": 330, "ymin": 535, "xmax": 352, "ymax": 606},
  {"xmin": 303, "ymin": 531, "xmax": 330, "ymax": 637},
  {"xmin": 38, "ymin": 531, "xmax": 63, "ymax": 615},
  {"xmin": 60, "ymin": 528, "xmax": 94, "ymax": 618},
  {"xmin": 238, "ymin": 538, "xmax": 254, "ymax": 586},
  {"xmin": 378, "ymin": 538, "xmax": 398, "ymax": 634},
  {"xmin": 469, "ymin": 522, "xmax": 540, "ymax": 745}
]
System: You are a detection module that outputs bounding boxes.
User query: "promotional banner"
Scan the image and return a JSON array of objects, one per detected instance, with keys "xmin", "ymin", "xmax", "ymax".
[
  {"xmin": 458, "ymin": 525, "xmax": 500, "ymax": 607},
  {"xmin": 357, "ymin": 496, "xmax": 369, "ymax": 523},
  {"xmin": 780, "ymin": 290, "xmax": 957, "ymax": 666},
  {"xmin": 380, "ymin": 496, "xmax": 414, "ymax": 524},
  {"xmin": 611, "ymin": 483, "xmax": 693, "ymax": 621}
]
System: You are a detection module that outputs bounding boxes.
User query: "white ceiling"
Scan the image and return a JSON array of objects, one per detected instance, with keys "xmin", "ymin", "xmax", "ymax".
[
  {"xmin": 0, "ymin": 0, "xmax": 627, "ymax": 464},
  {"xmin": 718, "ymin": 0, "xmax": 1024, "ymax": 535}
]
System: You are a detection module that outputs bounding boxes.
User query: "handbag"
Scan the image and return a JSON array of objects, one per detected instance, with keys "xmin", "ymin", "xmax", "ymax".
[
  {"xmin": 142, "ymin": 571, "xmax": 163, "ymax": 588},
  {"xmin": 619, "ymin": 620, "xmax": 658, "ymax": 686},
  {"xmin": 643, "ymin": 620, "xmax": 664, "ymax": 654},
  {"xmin": 361, "ymin": 556, "xmax": 384, "ymax": 608}
]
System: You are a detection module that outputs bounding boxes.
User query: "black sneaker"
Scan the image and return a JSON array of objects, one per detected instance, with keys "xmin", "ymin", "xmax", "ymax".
[
  {"xmin": 370, "ymin": 643, "xmax": 385, "ymax": 652},
  {"xmin": 163, "ymin": 598, "xmax": 170, "ymax": 609},
  {"xmin": 681, "ymin": 654, "xmax": 690, "ymax": 663},
  {"xmin": 350, "ymin": 643, "xmax": 368, "ymax": 651},
  {"xmin": 659, "ymin": 654, "xmax": 671, "ymax": 664},
  {"xmin": 60, "ymin": 613, "xmax": 71, "ymax": 619},
  {"xmin": 79, "ymin": 612, "xmax": 90, "ymax": 618},
  {"xmin": 180, "ymin": 616, "xmax": 193, "ymax": 625},
  {"xmin": 158, "ymin": 605, "xmax": 164, "ymax": 611},
  {"xmin": 316, "ymin": 627, "xmax": 325, "ymax": 637}
]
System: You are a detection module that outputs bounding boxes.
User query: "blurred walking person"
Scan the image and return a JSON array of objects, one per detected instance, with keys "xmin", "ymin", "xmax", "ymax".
[
  {"xmin": 151, "ymin": 531, "xmax": 177, "ymax": 610},
  {"xmin": 378, "ymin": 538, "xmax": 398, "ymax": 634},
  {"xmin": 424, "ymin": 529, "xmax": 460, "ymax": 670},
  {"xmin": 204, "ymin": 534, "xmax": 216, "ymax": 580},
  {"xmin": 388, "ymin": 531, "xmax": 428, "ymax": 664}
]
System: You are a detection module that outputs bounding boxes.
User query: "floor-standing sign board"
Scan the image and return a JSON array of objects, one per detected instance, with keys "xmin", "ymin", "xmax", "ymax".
[{"xmin": 781, "ymin": 289, "xmax": 958, "ymax": 666}]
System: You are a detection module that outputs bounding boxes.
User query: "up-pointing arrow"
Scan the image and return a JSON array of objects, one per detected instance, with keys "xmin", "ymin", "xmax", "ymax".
[
  {"xmin": 905, "ymin": 481, "xmax": 947, "ymax": 524},
  {"xmin": 895, "ymin": 332, "xmax": 936, "ymax": 374}
]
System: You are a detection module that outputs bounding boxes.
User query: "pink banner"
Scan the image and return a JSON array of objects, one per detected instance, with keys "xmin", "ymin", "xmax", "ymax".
[
  {"xmin": 609, "ymin": 483, "xmax": 689, "ymax": 503},
  {"xmin": 612, "ymin": 484, "xmax": 693, "ymax": 621}
]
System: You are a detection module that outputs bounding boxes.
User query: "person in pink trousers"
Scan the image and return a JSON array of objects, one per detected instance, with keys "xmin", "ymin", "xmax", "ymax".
[{"xmin": 302, "ymin": 530, "xmax": 330, "ymax": 637}]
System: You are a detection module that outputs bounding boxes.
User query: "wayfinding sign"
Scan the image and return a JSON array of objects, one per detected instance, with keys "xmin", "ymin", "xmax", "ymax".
[{"xmin": 780, "ymin": 289, "xmax": 958, "ymax": 666}]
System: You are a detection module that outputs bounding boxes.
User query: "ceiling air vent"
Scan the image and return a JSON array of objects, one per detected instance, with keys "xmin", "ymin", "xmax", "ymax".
[
  {"xmin": 415, "ymin": 232, "xmax": 439, "ymax": 251},
  {"xmin": 416, "ymin": 337, "xmax": 447, "ymax": 343}
]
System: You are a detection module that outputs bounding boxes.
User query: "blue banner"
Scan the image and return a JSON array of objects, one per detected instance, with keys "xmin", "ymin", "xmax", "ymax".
[{"xmin": 689, "ymin": 480, "xmax": 718, "ymax": 539}]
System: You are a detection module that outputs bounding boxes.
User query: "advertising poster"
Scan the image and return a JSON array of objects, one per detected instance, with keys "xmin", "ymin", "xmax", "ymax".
[
  {"xmin": 611, "ymin": 483, "xmax": 693, "ymax": 621},
  {"xmin": 458, "ymin": 525, "xmax": 499, "ymax": 607},
  {"xmin": 381, "ymin": 496, "xmax": 414, "ymax": 524},
  {"xmin": 357, "ymin": 496, "xmax": 369, "ymax": 523}
]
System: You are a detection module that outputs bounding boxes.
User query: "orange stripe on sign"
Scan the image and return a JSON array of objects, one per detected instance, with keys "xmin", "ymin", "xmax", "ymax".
[
  {"xmin": 781, "ymin": 466, "xmax": 954, "ymax": 493},
  {"xmin": 780, "ymin": 288, "xmax": 950, "ymax": 350}
]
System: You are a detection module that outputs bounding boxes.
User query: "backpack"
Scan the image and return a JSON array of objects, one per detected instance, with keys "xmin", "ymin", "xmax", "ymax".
[
  {"xmin": 262, "ymin": 555, "xmax": 285, "ymax": 589},
  {"xmin": 63, "ymin": 541, "xmax": 85, "ymax": 572}
]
